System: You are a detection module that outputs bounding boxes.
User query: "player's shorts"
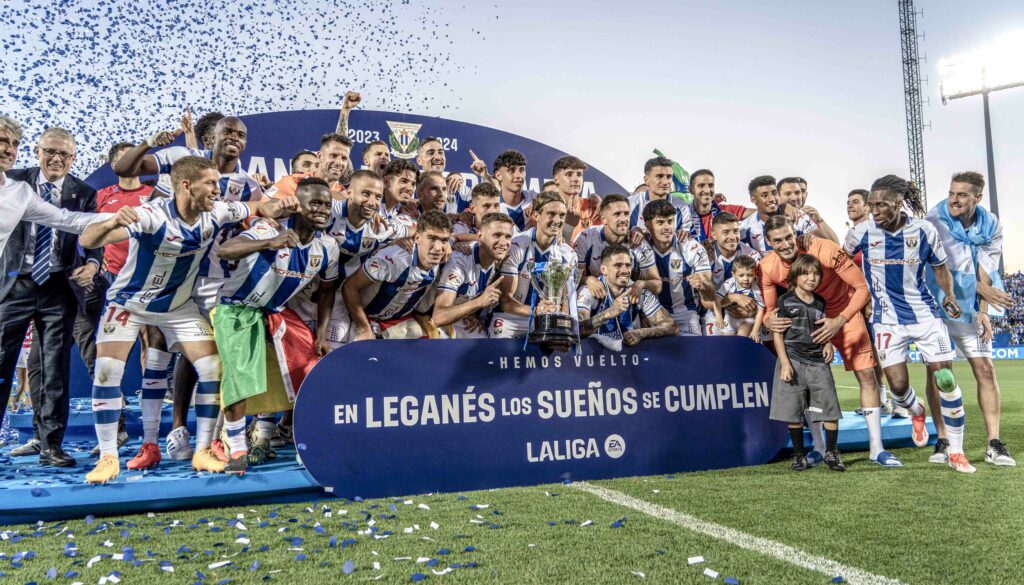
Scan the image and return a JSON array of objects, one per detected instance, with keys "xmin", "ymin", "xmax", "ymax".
[
  {"xmin": 16, "ymin": 327, "xmax": 32, "ymax": 369},
  {"xmin": 672, "ymin": 311, "xmax": 702, "ymax": 336},
  {"xmin": 872, "ymin": 319, "xmax": 956, "ymax": 369},
  {"xmin": 945, "ymin": 318, "xmax": 992, "ymax": 360},
  {"xmin": 96, "ymin": 302, "xmax": 214, "ymax": 351},
  {"xmin": 371, "ymin": 315, "xmax": 427, "ymax": 340},
  {"xmin": 322, "ymin": 296, "xmax": 354, "ymax": 349},
  {"xmin": 829, "ymin": 311, "xmax": 877, "ymax": 372},
  {"xmin": 769, "ymin": 360, "xmax": 842, "ymax": 424},
  {"xmin": 702, "ymin": 313, "xmax": 727, "ymax": 336},
  {"xmin": 488, "ymin": 312, "xmax": 530, "ymax": 339},
  {"xmin": 192, "ymin": 276, "xmax": 223, "ymax": 318}
]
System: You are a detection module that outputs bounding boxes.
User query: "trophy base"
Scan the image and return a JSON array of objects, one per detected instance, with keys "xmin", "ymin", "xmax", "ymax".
[{"xmin": 528, "ymin": 313, "xmax": 579, "ymax": 351}]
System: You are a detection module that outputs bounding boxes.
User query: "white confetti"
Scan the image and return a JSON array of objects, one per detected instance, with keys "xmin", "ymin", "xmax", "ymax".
[
  {"xmin": 430, "ymin": 522, "xmax": 439, "ymax": 530},
  {"xmin": 688, "ymin": 556, "xmax": 705, "ymax": 565},
  {"xmin": 580, "ymin": 520, "xmax": 593, "ymax": 527},
  {"xmin": 208, "ymin": 560, "xmax": 231, "ymax": 569},
  {"xmin": 630, "ymin": 571, "xmax": 646, "ymax": 578},
  {"xmin": 704, "ymin": 568, "xmax": 719, "ymax": 579}
]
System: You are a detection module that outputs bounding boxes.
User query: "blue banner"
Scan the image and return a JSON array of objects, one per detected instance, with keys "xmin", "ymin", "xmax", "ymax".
[
  {"xmin": 830, "ymin": 344, "xmax": 1024, "ymax": 366},
  {"xmin": 85, "ymin": 109, "xmax": 628, "ymax": 197},
  {"xmin": 293, "ymin": 337, "xmax": 786, "ymax": 499}
]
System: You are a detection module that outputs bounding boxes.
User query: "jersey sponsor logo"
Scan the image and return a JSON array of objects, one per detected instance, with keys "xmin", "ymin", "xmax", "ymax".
[
  {"xmin": 165, "ymin": 235, "xmax": 182, "ymax": 242},
  {"xmin": 367, "ymin": 259, "xmax": 383, "ymax": 272},
  {"xmin": 868, "ymin": 258, "xmax": 920, "ymax": 265},
  {"xmin": 447, "ymin": 272, "xmax": 460, "ymax": 282},
  {"xmin": 278, "ymin": 251, "xmax": 290, "ymax": 259},
  {"xmin": 868, "ymin": 240, "xmax": 882, "ymax": 248},
  {"xmin": 386, "ymin": 120, "xmax": 423, "ymax": 160}
]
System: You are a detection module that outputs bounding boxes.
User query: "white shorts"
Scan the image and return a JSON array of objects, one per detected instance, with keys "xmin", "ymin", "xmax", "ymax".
[
  {"xmin": 16, "ymin": 346, "xmax": 29, "ymax": 369},
  {"xmin": 873, "ymin": 319, "xmax": 956, "ymax": 369},
  {"xmin": 97, "ymin": 302, "xmax": 215, "ymax": 351},
  {"xmin": 488, "ymin": 312, "xmax": 530, "ymax": 339},
  {"xmin": 672, "ymin": 311, "xmax": 702, "ymax": 336},
  {"xmin": 701, "ymin": 312, "xmax": 744, "ymax": 336},
  {"xmin": 192, "ymin": 276, "xmax": 222, "ymax": 318},
  {"xmin": 945, "ymin": 318, "xmax": 992, "ymax": 360}
]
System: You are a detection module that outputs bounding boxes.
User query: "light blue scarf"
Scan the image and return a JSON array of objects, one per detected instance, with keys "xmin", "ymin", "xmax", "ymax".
[{"xmin": 927, "ymin": 201, "xmax": 1004, "ymax": 322}]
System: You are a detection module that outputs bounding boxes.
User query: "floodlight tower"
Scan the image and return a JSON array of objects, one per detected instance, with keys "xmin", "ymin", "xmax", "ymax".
[
  {"xmin": 898, "ymin": 0, "xmax": 928, "ymax": 205},
  {"xmin": 939, "ymin": 32, "xmax": 1024, "ymax": 223}
]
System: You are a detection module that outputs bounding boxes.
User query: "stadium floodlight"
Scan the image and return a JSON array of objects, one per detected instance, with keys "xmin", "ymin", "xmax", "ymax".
[{"xmin": 938, "ymin": 31, "xmax": 1024, "ymax": 231}]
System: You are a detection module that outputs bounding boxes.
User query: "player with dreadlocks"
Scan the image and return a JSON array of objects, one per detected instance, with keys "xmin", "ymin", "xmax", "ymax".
[{"xmin": 843, "ymin": 174, "xmax": 974, "ymax": 472}]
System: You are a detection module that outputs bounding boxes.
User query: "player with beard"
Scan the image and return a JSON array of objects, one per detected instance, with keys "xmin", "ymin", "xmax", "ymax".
[
  {"xmin": 362, "ymin": 140, "xmax": 390, "ymax": 177},
  {"xmin": 761, "ymin": 216, "xmax": 902, "ymax": 467},
  {"xmin": 434, "ymin": 213, "xmax": 515, "ymax": 338},
  {"xmin": 416, "ymin": 137, "xmax": 471, "ymax": 213},
  {"xmin": 846, "ymin": 188, "xmax": 898, "ymax": 416},
  {"xmin": 577, "ymin": 244, "xmax": 678, "ymax": 345},
  {"xmin": 740, "ymin": 175, "xmax": 822, "ymax": 255},
  {"xmin": 702, "ymin": 212, "xmax": 762, "ymax": 336},
  {"xmin": 626, "ymin": 157, "xmax": 695, "ymax": 237},
  {"xmin": 777, "ymin": 177, "xmax": 838, "ymax": 242},
  {"xmin": 452, "ymin": 182, "xmax": 506, "ymax": 243},
  {"xmin": 415, "ymin": 171, "xmax": 450, "ymax": 216},
  {"xmin": 292, "ymin": 170, "xmax": 407, "ymax": 349},
  {"xmin": 924, "ymin": 171, "xmax": 1016, "ymax": 466},
  {"xmin": 344, "ymin": 211, "xmax": 452, "ymax": 340},
  {"xmin": 687, "ymin": 169, "xmax": 753, "ymax": 241},
  {"xmin": 214, "ymin": 178, "xmax": 339, "ymax": 474},
  {"xmin": 266, "ymin": 134, "xmax": 351, "ymax": 200},
  {"xmin": 380, "ymin": 159, "xmax": 419, "ymax": 231},
  {"xmin": 490, "ymin": 192, "xmax": 579, "ymax": 339},
  {"xmin": 844, "ymin": 175, "xmax": 972, "ymax": 472},
  {"xmin": 112, "ymin": 116, "xmax": 266, "ymax": 463},
  {"xmin": 79, "ymin": 156, "xmax": 294, "ymax": 482},
  {"xmin": 573, "ymin": 194, "xmax": 661, "ymax": 299},
  {"xmin": 642, "ymin": 199, "xmax": 714, "ymax": 336}
]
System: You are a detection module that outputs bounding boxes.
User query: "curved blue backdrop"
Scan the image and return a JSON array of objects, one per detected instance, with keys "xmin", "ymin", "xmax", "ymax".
[
  {"xmin": 294, "ymin": 337, "xmax": 787, "ymax": 499},
  {"xmin": 85, "ymin": 109, "xmax": 628, "ymax": 197}
]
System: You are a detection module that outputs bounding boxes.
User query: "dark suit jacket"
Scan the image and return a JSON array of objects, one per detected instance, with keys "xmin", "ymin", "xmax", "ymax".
[{"xmin": 1, "ymin": 168, "xmax": 107, "ymax": 311}]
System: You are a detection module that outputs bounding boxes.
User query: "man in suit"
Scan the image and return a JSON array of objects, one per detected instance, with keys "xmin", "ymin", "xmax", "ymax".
[{"xmin": 4, "ymin": 127, "xmax": 103, "ymax": 467}]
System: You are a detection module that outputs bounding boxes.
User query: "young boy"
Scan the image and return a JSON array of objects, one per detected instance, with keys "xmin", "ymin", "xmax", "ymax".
[
  {"xmin": 713, "ymin": 255, "xmax": 765, "ymax": 341},
  {"xmin": 770, "ymin": 254, "xmax": 845, "ymax": 472}
]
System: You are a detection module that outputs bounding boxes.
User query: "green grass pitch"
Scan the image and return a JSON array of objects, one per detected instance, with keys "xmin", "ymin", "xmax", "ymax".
[{"xmin": 2, "ymin": 361, "xmax": 1022, "ymax": 584}]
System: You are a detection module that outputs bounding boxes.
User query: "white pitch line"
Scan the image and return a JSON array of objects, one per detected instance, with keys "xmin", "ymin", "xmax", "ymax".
[{"xmin": 573, "ymin": 482, "xmax": 905, "ymax": 585}]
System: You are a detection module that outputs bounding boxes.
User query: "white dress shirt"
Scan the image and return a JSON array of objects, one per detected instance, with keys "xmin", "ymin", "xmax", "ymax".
[{"xmin": 0, "ymin": 174, "xmax": 107, "ymax": 261}]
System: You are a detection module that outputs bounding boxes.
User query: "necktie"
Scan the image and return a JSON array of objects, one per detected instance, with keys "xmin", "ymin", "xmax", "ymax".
[{"xmin": 31, "ymin": 183, "xmax": 56, "ymax": 285}]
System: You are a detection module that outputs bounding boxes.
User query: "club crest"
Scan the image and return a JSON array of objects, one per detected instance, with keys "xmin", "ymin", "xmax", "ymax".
[{"xmin": 386, "ymin": 120, "xmax": 423, "ymax": 160}]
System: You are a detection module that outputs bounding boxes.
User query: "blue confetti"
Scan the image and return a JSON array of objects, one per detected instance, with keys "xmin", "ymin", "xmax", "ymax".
[
  {"xmin": 328, "ymin": 537, "xmax": 337, "ymax": 548},
  {"xmin": 294, "ymin": 554, "xmax": 307, "ymax": 561},
  {"xmin": 725, "ymin": 579, "xmax": 740, "ymax": 585},
  {"xmin": 411, "ymin": 573, "xmax": 426, "ymax": 582},
  {"xmin": 437, "ymin": 549, "xmax": 450, "ymax": 555},
  {"xmin": 342, "ymin": 560, "xmax": 355, "ymax": 574},
  {"xmin": 832, "ymin": 578, "xmax": 845, "ymax": 584}
]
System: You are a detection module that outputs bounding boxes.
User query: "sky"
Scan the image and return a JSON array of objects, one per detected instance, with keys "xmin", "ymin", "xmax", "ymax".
[{"xmin": 3, "ymin": 0, "xmax": 1023, "ymax": 268}]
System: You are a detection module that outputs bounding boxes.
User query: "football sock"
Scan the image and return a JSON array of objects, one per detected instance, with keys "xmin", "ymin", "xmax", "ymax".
[
  {"xmin": 256, "ymin": 414, "xmax": 276, "ymax": 443},
  {"xmin": 224, "ymin": 416, "xmax": 247, "ymax": 456},
  {"xmin": 825, "ymin": 427, "xmax": 839, "ymax": 452},
  {"xmin": 140, "ymin": 349, "xmax": 172, "ymax": 444},
  {"xmin": 936, "ymin": 369, "xmax": 965, "ymax": 454},
  {"xmin": 788, "ymin": 426, "xmax": 805, "ymax": 456},
  {"xmin": 808, "ymin": 419, "xmax": 826, "ymax": 454},
  {"xmin": 192, "ymin": 355, "xmax": 221, "ymax": 450},
  {"xmin": 92, "ymin": 357, "xmax": 126, "ymax": 458},
  {"xmin": 863, "ymin": 407, "xmax": 884, "ymax": 459}
]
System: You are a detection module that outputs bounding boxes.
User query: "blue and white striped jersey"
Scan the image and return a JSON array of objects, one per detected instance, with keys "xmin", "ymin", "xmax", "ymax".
[
  {"xmin": 444, "ymin": 181, "xmax": 473, "ymax": 215},
  {"xmin": 571, "ymin": 225, "xmax": 655, "ymax": 278},
  {"xmin": 107, "ymin": 198, "xmax": 250, "ymax": 312},
  {"xmin": 843, "ymin": 215, "xmax": 948, "ymax": 325},
  {"xmin": 151, "ymin": 147, "xmax": 264, "ymax": 203},
  {"xmin": 326, "ymin": 199, "xmax": 406, "ymax": 280},
  {"xmin": 710, "ymin": 242, "xmax": 762, "ymax": 289},
  {"xmin": 739, "ymin": 210, "xmax": 817, "ymax": 255},
  {"xmin": 716, "ymin": 277, "xmax": 765, "ymax": 308},
  {"xmin": 218, "ymin": 220, "xmax": 340, "ymax": 312},
  {"xmin": 438, "ymin": 242, "xmax": 497, "ymax": 303},
  {"xmin": 500, "ymin": 190, "xmax": 536, "ymax": 231},
  {"xmin": 360, "ymin": 244, "xmax": 439, "ymax": 321},
  {"xmin": 627, "ymin": 191, "xmax": 694, "ymax": 234},
  {"xmin": 577, "ymin": 277, "xmax": 664, "ymax": 338},
  {"xmin": 652, "ymin": 238, "xmax": 712, "ymax": 316},
  {"xmin": 499, "ymin": 228, "xmax": 578, "ymax": 305}
]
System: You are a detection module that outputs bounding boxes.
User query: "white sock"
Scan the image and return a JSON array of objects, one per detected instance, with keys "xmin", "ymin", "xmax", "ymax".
[
  {"xmin": 256, "ymin": 414, "xmax": 276, "ymax": 443},
  {"xmin": 92, "ymin": 357, "xmax": 126, "ymax": 458},
  {"xmin": 940, "ymin": 385, "xmax": 966, "ymax": 454},
  {"xmin": 140, "ymin": 349, "xmax": 172, "ymax": 443},
  {"xmin": 192, "ymin": 355, "xmax": 221, "ymax": 450},
  {"xmin": 808, "ymin": 419, "xmax": 826, "ymax": 455},
  {"xmin": 863, "ymin": 407, "xmax": 884, "ymax": 459},
  {"xmin": 879, "ymin": 384, "xmax": 889, "ymax": 405},
  {"xmin": 892, "ymin": 386, "xmax": 925, "ymax": 417},
  {"xmin": 225, "ymin": 417, "xmax": 247, "ymax": 456}
]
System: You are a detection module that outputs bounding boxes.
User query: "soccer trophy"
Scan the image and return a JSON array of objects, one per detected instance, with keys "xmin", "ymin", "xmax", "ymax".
[{"xmin": 527, "ymin": 260, "xmax": 579, "ymax": 351}]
